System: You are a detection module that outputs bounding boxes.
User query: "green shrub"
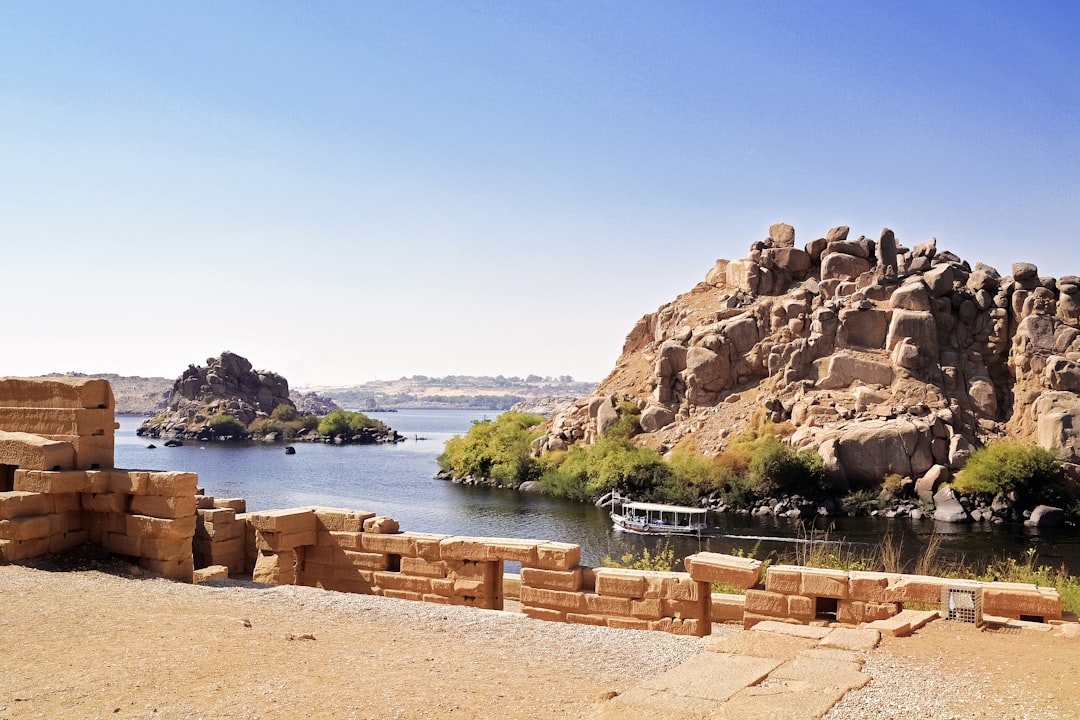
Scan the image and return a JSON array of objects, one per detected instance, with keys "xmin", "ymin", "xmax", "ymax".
[
  {"xmin": 436, "ymin": 411, "xmax": 545, "ymax": 487},
  {"xmin": 953, "ymin": 441, "xmax": 1064, "ymax": 504},
  {"xmin": 207, "ymin": 412, "xmax": 246, "ymax": 437},
  {"xmin": 317, "ymin": 409, "xmax": 387, "ymax": 438},
  {"xmin": 552, "ymin": 436, "xmax": 675, "ymax": 500},
  {"xmin": 605, "ymin": 401, "xmax": 642, "ymax": 439},
  {"xmin": 600, "ymin": 545, "xmax": 676, "ymax": 572},
  {"xmin": 270, "ymin": 404, "xmax": 298, "ymax": 422}
]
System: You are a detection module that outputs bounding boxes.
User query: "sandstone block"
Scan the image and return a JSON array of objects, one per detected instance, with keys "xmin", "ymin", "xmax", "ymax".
[
  {"xmin": 0, "ymin": 537, "xmax": 50, "ymax": 562},
  {"xmin": 247, "ymin": 508, "xmax": 315, "ymax": 534},
  {"xmin": 141, "ymin": 536, "xmax": 193, "ymax": 562},
  {"xmin": 405, "ymin": 532, "xmax": 450, "ymax": 561},
  {"xmin": 684, "ymin": 552, "xmax": 762, "ymax": 589},
  {"xmin": 521, "ymin": 606, "xmax": 566, "ymax": 623},
  {"xmin": 373, "ymin": 571, "xmax": 433, "ymax": 594},
  {"xmin": 661, "ymin": 597, "xmax": 708, "ymax": 620},
  {"xmin": 585, "ymin": 593, "xmax": 633, "ymax": 616},
  {"xmin": 83, "ymin": 492, "xmax": 129, "ymax": 514},
  {"xmin": 144, "ymin": 472, "xmax": 199, "ymax": 497},
  {"xmin": 0, "ymin": 515, "xmax": 51, "ymax": 541},
  {"xmin": 439, "ymin": 536, "xmax": 539, "ymax": 564},
  {"xmin": 534, "ymin": 542, "xmax": 581, "ymax": 571},
  {"xmin": 342, "ymin": 550, "xmax": 391, "ymax": 571},
  {"xmin": 0, "ymin": 407, "xmax": 114, "ymax": 437},
  {"xmin": 0, "ymin": 377, "xmax": 113, "ymax": 410},
  {"xmin": 565, "ymin": 612, "xmax": 610, "ymax": 627},
  {"xmin": 360, "ymin": 532, "xmax": 418, "ymax": 556},
  {"xmin": 848, "ymin": 571, "xmax": 896, "ymax": 602},
  {"xmin": 309, "ymin": 506, "xmax": 374, "ymax": 532},
  {"xmin": 744, "ymin": 589, "xmax": 788, "ymax": 616},
  {"xmin": 800, "ymin": 567, "xmax": 850, "ymax": 599},
  {"xmin": 710, "ymin": 593, "xmax": 746, "ymax": 623},
  {"xmin": 882, "ymin": 575, "xmax": 949, "ymax": 604},
  {"xmin": 12, "ymin": 470, "xmax": 91, "ymax": 494},
  {"xmin": 982, "ymin": 585, "xmax": 1062, "ymax": 620},
  {"xmin": 100, "ymin": 531, "xmax": 141, "ymax": 557},
  {"xmin": 213, "ymin": 498, "xmax": 247, "ymax": 512},
  {"xmin": 606, "ymin": 617, "xmax": 650, "ymax": 631},
  {"xmin": 764, "ymin": 565, "xmax": 802, "ymax": 595},
  {"xmin": 594, "ymin": 568, "xmax": 647, "ymax": 598},
  {"xmin": 140, "ymin": 557, "xmax": 194, "ymax": 582},
  {"xmin": 0, "ymin": 431, "xmax": 75, "ymax": 471},
  {"xmin": 49, "ymin": 529, "xmax": 88, "ymax": 554},
  {"xmin": 520, "ymin": 566, "xmax": 583, "ymax": 592},
  {"xmin": 253, "ymin": 549, "xmax": 298, "ymax": 585},
  {"xmin": 787, "ymin": 594, "xmax": 815, "ymax": 620},
  {"xmin": 520, "ymin": 585, "xmax": 587, "ymax": 612},
  {"xmin": 130, "ymin": 494, "xmax": 197, "ymax": 519},
  {"xmin": 193, "ymin": 565, "xmax": 229, "ymax": 584},
  {"xmin": 319, "ymin": 530, "xmax": 363, "ymax": 550},
  {"xmin": 630, "ymin": 598, "xmax": 663, "ymax": 620},
  {"xmin": 126, "ymin": 514, "xmax": 196, "ymax": 540},
  {"xmin": 255, "ymin": 528, "xmax": 316, "ymax": 551},
  {"xmin": 363, "ymin": 515, "xmax": 399, "ymax": 534},
  {"xmin": 0, "ymin": 491, "xmax": 55, "ymax": 519},
  {"xmin": 106, "ymin": 471, "xmax": 148, "ymax": 495}
]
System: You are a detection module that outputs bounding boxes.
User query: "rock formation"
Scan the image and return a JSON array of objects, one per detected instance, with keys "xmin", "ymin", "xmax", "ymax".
[
  {"xmin": 541, "ymin": 223, "xmax": 1080, "ymax": 493},
  {"xmin": 137, "ymin": 352, "xmax": 296, "ymax": 440}
]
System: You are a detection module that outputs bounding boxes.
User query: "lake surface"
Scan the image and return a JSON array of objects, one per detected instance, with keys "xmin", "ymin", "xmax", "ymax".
[{"xmin": 115, "ymin": 411, "xmax": 1080, "ymax": 572}]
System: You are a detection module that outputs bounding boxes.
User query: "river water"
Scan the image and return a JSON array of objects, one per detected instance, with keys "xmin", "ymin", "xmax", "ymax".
[{"xmin": 114, "ymin": 411, "xmax": 1080, "ymax": 572}]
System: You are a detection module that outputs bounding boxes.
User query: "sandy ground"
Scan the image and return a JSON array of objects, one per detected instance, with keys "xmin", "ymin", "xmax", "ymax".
[{"xmin": 2, "ymin": 550, "xmax": 1078, "ymax": 720}]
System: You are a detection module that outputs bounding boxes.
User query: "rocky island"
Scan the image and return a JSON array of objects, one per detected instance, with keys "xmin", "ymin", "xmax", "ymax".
[
  {"xmin": 443, "ymin": 223, "xmax": 1080, "ymax": 527},
  {"xmin": 137, "ymin": 351, "xmax": 403, "ymax": 444}
]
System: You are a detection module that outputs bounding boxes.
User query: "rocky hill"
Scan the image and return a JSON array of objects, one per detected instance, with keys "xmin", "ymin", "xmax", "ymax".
[
  {"xmin": 135, "ymin": 352, "xmax": 390, "ymax": 443},
  {"xmin": 540, "ymin": 223, "xmax": 1080, "ymax": 496}
]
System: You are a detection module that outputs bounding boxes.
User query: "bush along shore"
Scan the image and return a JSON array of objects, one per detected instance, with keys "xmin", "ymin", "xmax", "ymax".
[
  {"xmin": 435, "ymin": 410, "xmax": 1079, "ymax": 528},
  {"xmin": 139, "ymin": 406, "xmax": 404, "ymax": 445}
]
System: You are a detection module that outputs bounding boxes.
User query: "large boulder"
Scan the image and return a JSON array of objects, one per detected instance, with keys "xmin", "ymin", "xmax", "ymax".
[
  {"xmin": 834, "ymin": 420, "xmax": 920, "ymax": 487},
  {"xmin": 1025, "ymin": 505, "xmax": 1067, "ymax": 527},
  {"xmin": 933, "ymin": 486, "xmax": 970, "ymax": 523},
  {"xmin": 821, "ymin": 253, "xmax": 871, "ymax": 282}
]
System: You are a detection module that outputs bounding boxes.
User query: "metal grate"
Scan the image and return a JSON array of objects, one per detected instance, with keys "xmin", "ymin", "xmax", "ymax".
[{"xmin": 941, "ymin": 585, "xmax": 983, "ymax": 626}]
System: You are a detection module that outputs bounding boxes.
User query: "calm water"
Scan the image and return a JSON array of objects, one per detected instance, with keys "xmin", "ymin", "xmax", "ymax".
[{"xmin": 114, "ymin": 412, "xmax": 1080, "ymax": 572}]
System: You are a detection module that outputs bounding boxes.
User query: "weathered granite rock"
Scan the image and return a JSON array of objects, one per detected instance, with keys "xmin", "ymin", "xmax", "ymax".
[
  {"xmin": 933, "ymin": 486, "xmax": 970, "ymax": 523},
  {"xmin": 1025, "ymin": 505, "xmax": 1066, "ymax": 527}
]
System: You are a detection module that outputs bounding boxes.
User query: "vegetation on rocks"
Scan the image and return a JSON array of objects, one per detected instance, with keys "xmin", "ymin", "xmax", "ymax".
[
  {"xmin": 439, "ymin": 408, "xmax": 827, "ymax": 508},
  {"xmin": 437, "ymin": 412, "xmax": 547, "ymax": 486},
  {"xmin": 952, "ymin": 441, "xmax": 1075, "ymax": 511}
]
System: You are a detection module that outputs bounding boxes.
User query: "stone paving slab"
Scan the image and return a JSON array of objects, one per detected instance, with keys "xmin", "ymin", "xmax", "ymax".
[
  {"xmin": 707, "ymin": 680, "xmax": 852, "ymax": 720},
  {"xmin": 750, "ymin": 620, "xmax": 832, "ymax": 639},
  {"xmin": 818, "ymin": 627, "xmax": 881, "ymax": 651},
  {"xmin": 767, "ymin": 655, "xmax": 869, "ymax": 690},
  {"xmin": 639, "ymin": 652, "xmax": 782, "ymax": 698},
  {"xmin": 706, "ymin": 629, "xmax": 819, "ymax": 660},
  {"xmin": 797, "ymin": 647, "xmax": 863, "ymax": 664}
]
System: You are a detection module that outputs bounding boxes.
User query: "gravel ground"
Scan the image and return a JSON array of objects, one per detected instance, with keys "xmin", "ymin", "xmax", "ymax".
[{"xmin": 2, "ymin": 548, "xmax": 1076, "ymax": 720}]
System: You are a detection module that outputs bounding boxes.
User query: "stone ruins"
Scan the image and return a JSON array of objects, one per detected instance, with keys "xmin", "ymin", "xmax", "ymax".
[{"xmin": 0, "ymin": 377, "xmax": 1071, "ymax": 636}]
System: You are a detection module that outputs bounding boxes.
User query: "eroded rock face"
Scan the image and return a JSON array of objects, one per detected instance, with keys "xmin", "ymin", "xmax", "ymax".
[
  {"xmin": 543, "ymin": 222, "xmax": 1080, "ymax": 492},
  {"xmin": 138, "ymin": 351, "xmax": 294, "ymax": 439}
]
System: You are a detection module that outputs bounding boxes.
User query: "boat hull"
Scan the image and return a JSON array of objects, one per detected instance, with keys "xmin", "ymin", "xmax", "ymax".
[{"xmin": 610, "ymin": 513, "xmax": 706, "ymax": 536}]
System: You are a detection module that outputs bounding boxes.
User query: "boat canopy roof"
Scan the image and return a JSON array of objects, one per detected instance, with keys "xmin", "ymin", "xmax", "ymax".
[{"xmin": 620, "ymin": 500, "xmax": 707, "ymax": 515}]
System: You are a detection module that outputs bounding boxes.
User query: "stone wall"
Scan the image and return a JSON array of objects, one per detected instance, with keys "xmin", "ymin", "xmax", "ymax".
[{"xmin": 0, "ymin": 377, "xmax": 197, "ymax": 580}]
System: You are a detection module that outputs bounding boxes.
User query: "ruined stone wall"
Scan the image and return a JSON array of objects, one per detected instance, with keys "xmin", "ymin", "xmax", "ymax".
[
  {"xmin": 0, "ymin": 378, "xmax": 197, "ymax": 580},
  {"xmin": 743, "ymin": 563, "xmax": 1063, "ymax": 628}
]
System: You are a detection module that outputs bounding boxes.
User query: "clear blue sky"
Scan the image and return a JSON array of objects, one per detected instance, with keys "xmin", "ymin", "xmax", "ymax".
[{"xmin": 2, "ymin": 1, "xmax": 1077, "ymax": 387}]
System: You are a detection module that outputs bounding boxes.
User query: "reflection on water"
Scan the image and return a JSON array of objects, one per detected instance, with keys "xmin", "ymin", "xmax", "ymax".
[{"xmin": 114, "ymin": 412, "xmax": 1080, "ymax": 572}]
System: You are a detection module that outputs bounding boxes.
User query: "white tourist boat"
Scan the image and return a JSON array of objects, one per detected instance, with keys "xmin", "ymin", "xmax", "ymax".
[{"xmin": 609, "ymin": 493, "xmax": 708, "ymax": 536}]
